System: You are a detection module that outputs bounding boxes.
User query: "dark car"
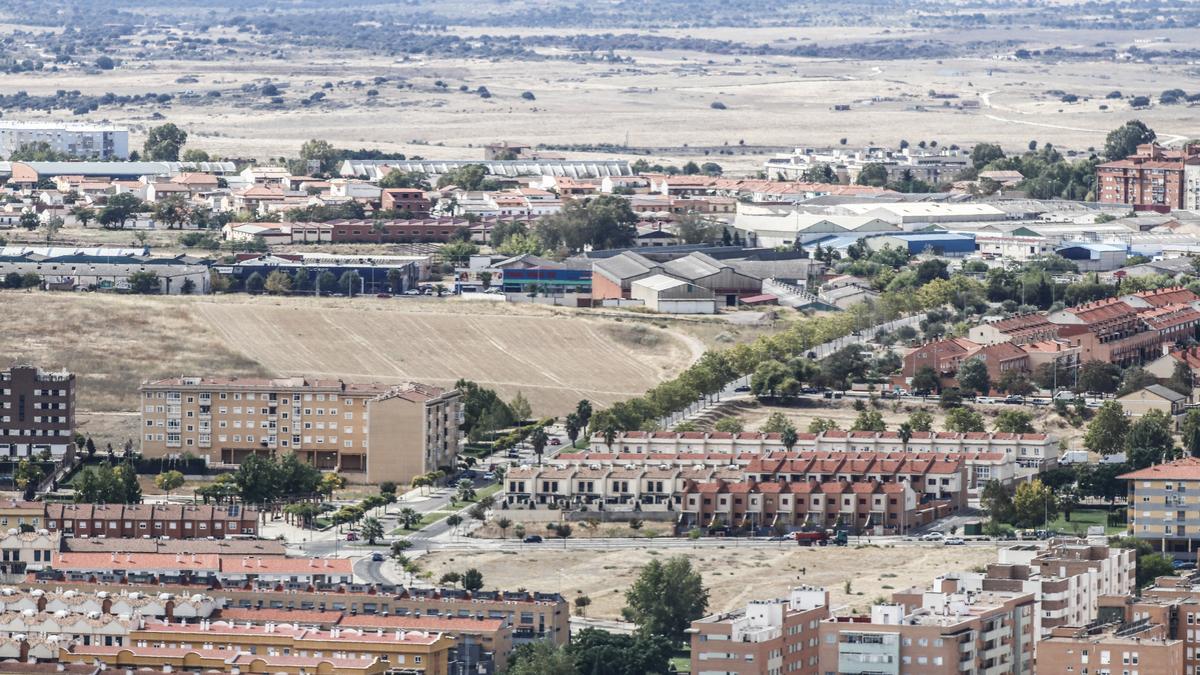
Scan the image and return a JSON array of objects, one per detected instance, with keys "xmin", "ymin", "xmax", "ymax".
[
  {"xmin": 375, "ymin": 293, "xmax": 391, "ymax": 299},
  {"xmin": 371, "ymin": 552, "xmax": 384, "ymax": 562},
  {"xmin": 734, "ymin": 385, "xmax": 751, "ymax": 393},
  {"xmin": 1003, "ymin": 395, "xmax": 1025, "ymax": 405},
  {"xmin": 523, "ymin": 535, "xmax": 543, "ymax": 544}
]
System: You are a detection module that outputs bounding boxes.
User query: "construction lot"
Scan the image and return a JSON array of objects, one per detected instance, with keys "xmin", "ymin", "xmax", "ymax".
[{"xmin": 419, "ymin": 543, "xmax": 1000, "ymax": 620}]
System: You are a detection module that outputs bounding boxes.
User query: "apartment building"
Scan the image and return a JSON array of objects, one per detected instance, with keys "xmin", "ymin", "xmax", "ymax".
[
  {"xmin": 1037, "ymin": 621, "xmax": 1182, "ymax": 675},
  {"xmin": 1120, "ymin": 457, "xmax": 1200, "ymax": 560},
  {"xmin": 0, "ymin": 122, "xmax": 128, "ymax": 160},
  {"xmin": 42, "ymin": 552, "xmax": 353, "ymax": 587},
  {"xmin": 59, "ymin": 645, "xmax": 393, "ymax": 675},
  {"xmin": 44, "ymin": 503, "xmax": 259, "ymax": 539},
  {"xmin": 690, "ymin": 586, "xmax": 829, "ymax": 675},
  {"xmin": 0, "ymin": 366, "xmax": 75, "ymax": 459},
  {"xmin": 983, "ymin": 541, "xmax": 1136, "ymax": 636},
  {"xmin": 1096, "ymin": 143, "xmax": 1200, "ymax": 212},
  {"xmin": 139, "ymin": 376, "xmax": 461, "ymax": 484},
  {"xmin": 820, "ymin": 578, "xmax": 1037, "ymax": 675}
]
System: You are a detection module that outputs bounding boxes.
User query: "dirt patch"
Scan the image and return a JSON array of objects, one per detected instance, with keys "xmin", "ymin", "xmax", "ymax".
[{"xmin": 419, "ymin": 543, "xmax": 1000, "ymax": 619}]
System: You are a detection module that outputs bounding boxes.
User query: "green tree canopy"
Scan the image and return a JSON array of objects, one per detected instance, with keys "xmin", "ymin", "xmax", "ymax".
[
  {"xmin": 143, "ymin": 123, "xmax": 188, "ymax": 161},
  {"xmin": 1084, "ymin": 401, "xmax": 1130, "ymax": 455},
  {"xmin": 1104, "ymin": 120, "xmax": 1156, "ymax": 160},
  {"xmin": 622, "ymin": 556, "xmax": 709, "ymax": 644}
]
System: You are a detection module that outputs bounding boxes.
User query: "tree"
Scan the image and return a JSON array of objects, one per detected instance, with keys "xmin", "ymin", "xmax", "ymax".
[
  {"xmin": 510, "ymin": 392, "xmax": 532, "ymax": 423},
  {"xmin": 1104, "ymin": 120, "xmax": 1156, "ymax": 160},
  {"xmin": 622, "ymin": 556, "xmax": 708, "ymax": 644},
  {"xmin": 398, "ymin": 507, "xmax": 421, "ymax": 530},
  {"xmin": 851, "ymin": 410, "xmax": 887, "ymax": 432},
  {"xmin": 439, "ymin": 571, "xmax": 462, "ymax": 587},
  {"xmin": 42, "ymin": 216, "xmax": 63, "ymax": 244},
  {"xmin": 1117, "ymin": 367, "xmax": 1158, "ymax": 396},
  {"xmin": 981, "ymin": 479, "xmax": 1015, "ymax": 524},
  {"xmin": 69, "ymin": 205, "xmax": 96, "ymax": 228},
  {"xmin": 912, "ymin": 366, "xmax": 940, "ymax": 393},
  {"xmin": 944, "ymin": 407, "xmax": 985, "ymax": 432},
  {"xmin": 245, "ymin": 272, "xmax": 266, "ymax": 294},
  {"xmin": 673, "ymin": 212, "xmax": 722, "ymax": 245},
  {"xmin": 856, "ymin": 163, "xmax": 890, "ymax": 187},
  {"xmin": 564, "ymin": 413, "xmax": 582, "ymax": 446},
  {"xmin": 1078, "ymin": 361, "xmax": 1122, "ymax": 394},
  {"xmin": 446, "ymin": 513, "xmax": 464, "ymax": 533},
  {"xmin": 1084, "ymin": 401, "xmax": 1130, "ymax": 455},
  {"xmin": 462, "ymin": 568, "xmax": 484, "ymax": 592},
  {"xmin": 495, "ymin": 517, "xmax": 513, "ymax": 539},
  {"xmin": 436, "ymin": 164, "xmax": 490, "ymax": 190},
  {"xmin": 339, "ymin": 270, "xmax": 362, "ymax": 296},
  {"xmin": 1182, "ymin": 409, "xmax": 1200, "ymax": 457},
  {"xmin": 360, "ymin": 516, "xmax": 384, "ymax": 545},
  {"xmin": 143, "ymin": 123, "xmax": 188, "ymax": 161},
  {"xmin": 506, "ymin": 641, "xmax": 578, "ymax": 675},
  {"xmin": 1125, "ymin": 409, "xmax": 1176, "ymax": 469},
  {"xmin": 996, "ymin": 369, "xmax": 1036, "ymax": 397},
  {"xmin": 574, "ymin": 595, "xmax": 592, "ymax": 616},
  {"xmin": 569, "ymin": 629, "xmax": 673, "ymax": 675},
  {"xmin": 781, "ymin": 426, "xmax": 798, "ymax": 452},
  {"xmin": 316, "ymin": 271, "xmax": 337, "ymax": 295},
  {"xmin": 299, "ymin": 139, "xmax": 338, "ymax": 174},
  {"xmin": 529, "ymin": 427, "xmax": 549, "ymax": 466},
  {"xmin": 234, "ymin": 454, "xmax": 279, "ymax": 505},
  {"xmin": 128, "ymin": 271, "xmax": 159, "ymax": 294},
  {"xmin": 265, "ymin": 270, "xmax": 292, "ymax": 294},
  {"xmin": 1012, "ymin": 479, "xmax": 1057, "ymax": 528},
  {"xmin": 155, "ymin": 470, "xmax": 185, "ymax": 492},
  {"xmin": 995, "ymin": 410, "xmax": 1035, "ymax": 434},
  {"xmin": 98, "ymin": 192, "xmax": 143, "ymax": 229},
  {"xmin": 1167, "ymin": 360, "xmax": 1193, "ymax": 397},
  {"xmin": 957, "ymin": 358, "xmax": 991, "ymax": 396},
  {"xmin": 713, "ymin": 417, "xmax": 744, "ymax": 433},
  {"xmin": 14, "ymin": 459, "xmax": 44, "ymax": 495},
  {"xmin": 576, "ymin": 400, "xmax": 594, "ymax": 429},
  {"xmin": 907, "ymin": 410, "xmax": 933, "ymax": 432},
  {"xmin": 971, "ymin": 143, "xmax": 1005, "ymax": 169},
  {"xmin": 761, "ymin": 412, "xmax": 794, "ymax": 434}
]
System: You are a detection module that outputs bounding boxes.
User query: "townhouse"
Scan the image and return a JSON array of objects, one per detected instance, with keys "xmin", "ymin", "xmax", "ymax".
[
  {"xmin": 41, "ymin": 552, "xmax": 353, "ymax": 587},
  {"xmin": 44, "ymin": 503, "xmax": 259, "ymax": 539},
  {"xmin": 18, "ymin": 580, "xmax": 568, "ymax": 650},
  {"xmin": 1048, "ymin": 297, "xmax": 1173, "ymax": 366},
  {"xmin": 690, "ymin": 586, "xmax": 829, "ymax": 675},
  {"xmin": 138, "ymin": 377, "xmax": 461, "ymax": 485},
  {"xmin": 590, "ymin": 429, "xmax": 1056, "ymax": 480},
  {"xmin": 0, "ymin": 530, "xmax": 57, "ymax": 574}
]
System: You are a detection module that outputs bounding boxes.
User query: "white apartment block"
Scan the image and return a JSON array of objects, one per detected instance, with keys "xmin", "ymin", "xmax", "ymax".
[{"xmin": 0, "ymin": 122, "xmax": 129, "ymax": 160}]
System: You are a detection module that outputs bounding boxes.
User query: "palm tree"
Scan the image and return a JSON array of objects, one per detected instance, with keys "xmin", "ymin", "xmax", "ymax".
[
  {"xmin": 899, "ymin": 422, "xmax": 913, "ymax": 453},
  {"xmin": 398, "ymin": 507, "xmax": 421, "ymax": 530},
  {"xmin": 782, "ymin": 427, "xmax": 798, "ymax": 452},
  {"xmin": 360, "ymin": 516, "xmax": 384, "ymax": 545},
  {"xmin": 446, "ymin": 513, "xmax": 463, "ymax": 535},
  {"xmin": 529, "ymin": 427, "xmax": 549, "ymax": 466},
  {"xmin": 602, "ymin": 425, "xmax": 617, "ymax": 452},
  {"xmin": 496, "ymin": 517, "xmax": 513, "ymax": 539}
]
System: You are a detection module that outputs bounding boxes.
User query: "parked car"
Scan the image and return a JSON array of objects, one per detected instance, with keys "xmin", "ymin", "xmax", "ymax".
[
  {"xmin": 404, "ymin": 289, "xmax": 421, "ymax": 296},
  {"xmin": 1003, "ymin": 395, "xmax": 1025, "ymax": 405},
  {"xmin": 371, "ymin": 552, "xmax": 384, "ymax": 562},
  {"xmin": 943, "ymin": 537, "xmax": 966, "ymax": 546},
  {"xmin": 375, "ymin": 293, "xmax": 391, "ymax": 299},
  {"xmin": 920, "ymin": 532, "xmax": 944, "ymax": 541},
  {"xmin": 734, "ymin": 385, "xmax": 751, "ymax": 393},
  {"xmin": 523, "ymin": 535, "xmax": 543, "ymax": 544},
  {"xmin": 549, "ymin": 438, "xmax": 561, "ymax": 445},
  {"xmin": 1172, "ymin": 559, "xmax": 1197, "ymax": 570},
  {"xmin": 975, "ymin": 396, "xmax": 996, "ymax": 404},
  {"xmin": 483, "ymin": 472, "xmax": 496, "ymax": 480},
  {"xmin": 346, "ymin": 532, "xmax": 359, "ymax": 542}
]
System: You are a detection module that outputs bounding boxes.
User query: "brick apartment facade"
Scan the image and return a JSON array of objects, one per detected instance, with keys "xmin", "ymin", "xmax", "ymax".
[
  {"xmin": 0, "ymin": 366, "xmax": 75, "ymax": 458},
  {"xmin": 326, "ymin": 218, "xmax": 459, "ymax": 243},
  {"xmin": 1096, "ymin": 143, "xmax": 1200, "ymax": 212},
  {"xmin": 139, "ymin": 376, "xmax": 461, "ymax": 485},
  {"xmin": 379, "ymin": 189, "xmax": 432, "ymax": 217},
  {"xmin": 690, "ymin": 587, "xmax": 828, "ymax": 675}
]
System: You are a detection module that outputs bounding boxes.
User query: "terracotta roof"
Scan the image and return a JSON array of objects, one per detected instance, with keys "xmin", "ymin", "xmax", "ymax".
[{"xmin": 1120, "ymin": 457, "xmax": 1200, "ymax": 481}]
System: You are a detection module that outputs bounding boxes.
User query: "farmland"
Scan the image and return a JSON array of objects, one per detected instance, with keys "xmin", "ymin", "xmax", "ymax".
[{"xmin": 2, "ymin": 292, "xmax": 705, "ymax": 438}]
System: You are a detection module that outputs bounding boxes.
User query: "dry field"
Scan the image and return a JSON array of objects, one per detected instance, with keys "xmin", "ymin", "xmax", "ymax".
[
  {"xmin": 1, "ymin": 292, "xmax": 704, "ymax": 425},
  {"xmin": 419, "ymin": 543, "xmax": 1000, "ymax": 619},
  {"xmin": 1, "ymin": 26, "xmax": 1198, "ymax": 168}
]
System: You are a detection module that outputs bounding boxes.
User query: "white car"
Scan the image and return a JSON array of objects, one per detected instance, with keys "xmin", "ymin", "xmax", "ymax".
[
  {"xmin": 920, "ymin": 532, "xmax": 945, "ymax": 541},
  {"xmin": 943, "ymin": 537, "xmax": 966, "ymax": 546}
]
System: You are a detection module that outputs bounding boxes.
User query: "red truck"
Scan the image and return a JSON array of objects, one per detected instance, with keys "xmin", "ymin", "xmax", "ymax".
[{"xmin": 794, "ymin": 530, "xmax": 848, "ymax": 546}]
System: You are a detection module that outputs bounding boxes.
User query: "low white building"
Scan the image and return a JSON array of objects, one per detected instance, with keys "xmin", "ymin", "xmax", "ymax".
[{"xmin": 630, "ymin": 274, "xmax": 717, "ymax": 314}]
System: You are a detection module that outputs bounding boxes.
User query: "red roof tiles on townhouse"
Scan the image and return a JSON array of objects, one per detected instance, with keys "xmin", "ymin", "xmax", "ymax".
[{"xmin": 1134, "ymin": 286, "xmax": 1200, "ymax": 307}]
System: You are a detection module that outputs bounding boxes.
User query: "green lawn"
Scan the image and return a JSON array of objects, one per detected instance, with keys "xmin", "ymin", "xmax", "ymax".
[
  {"xmin": 1047, "ymin": 508, "xmax": 1124, "ymax": 536},
  {"xmin": 470, "ymin": 482, "xmax": 502, "ymax": 502},
  {"xmin": 670, "ymin": 648, "xmax": 691, "ymax": 674}
]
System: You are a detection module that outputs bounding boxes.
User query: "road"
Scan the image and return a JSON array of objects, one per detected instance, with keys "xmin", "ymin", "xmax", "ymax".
[{"xmin": 411, "ymin": 535, "xmax": 1007, "ymax": 553}]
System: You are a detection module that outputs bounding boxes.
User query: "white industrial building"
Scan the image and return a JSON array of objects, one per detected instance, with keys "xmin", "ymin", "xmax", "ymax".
[
  {"xmin": 733, "ymin": 203, "xmax": 898, "ymax": 247},
  {"xmin": 630, "ymin": 274, "xmax": 717, "ymax": 314},
  {"xmin": 0, "ymin": 121, "xmax": 129, "ymax": 160}
]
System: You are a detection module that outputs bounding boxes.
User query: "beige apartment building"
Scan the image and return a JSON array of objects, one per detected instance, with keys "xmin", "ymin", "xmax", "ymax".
[
  {"xmin": 1121, "ymin": 457, "xmax": 1200, "ymax": 560},
  {"xmin": 1037, "ymin": 621, "xmax": 1182, "ymax": 675},
  {"xmin": 139, "ymin": 377, "xmax": 461, "ymax": 484},
  {"xmin": 690, "ymin": 586, "xmax": 828, "ymax": 675}
]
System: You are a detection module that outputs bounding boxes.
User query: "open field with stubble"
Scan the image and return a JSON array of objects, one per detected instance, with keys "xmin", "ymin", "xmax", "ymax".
[
  {"xmin": 1, "ymin": 292, "xmax": 709, "ymax": 427},
  {"xmin": 420, "ymin": 543, "xmax": 1000, "ymax": 620}
]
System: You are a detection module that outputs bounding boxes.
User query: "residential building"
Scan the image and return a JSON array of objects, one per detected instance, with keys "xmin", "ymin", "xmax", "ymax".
[
  {"xmin": 1116, "ymin": 384, "xmax": 1189, "ymax": 425},
  {"xmin": 59, "ymin": 646, "xmax": 395, "ymax": 675},
  {"xmin": 327, "ymin": 218, "xmax": 464, "ymax": 243},
  {"xmin": 819, "ymin": 578, "xmax": 1037, "ymax": 675},
  {"xmin": 61, "ymin": 536, "xmax": 285, "ymax": 557},
  {"xmin": 0, "ymin": 365, "xmax": 75, "ymax": 459},
  {"xmin": 1036, "ymin": 621, "xmax": 1182, "ymax": 675},
  {"xmin": 690, "ymin": 586, "xmax": 829, "ymax": 675},
  {"xmin": 969, "ymin": 314, "xmax": 1062, "ymax": 346},
  {"xmin": 0, "ymin": 500, "xmax": 44, "ymax": 531},
  {"xmin": 0, "ymin": 122, "xmax": 128, "ymax": 160},
  {"xmin": 43, "ymin": 552, "xmax": 353, "ymax": 587},
  {"xmin": 0, "ymin": 530, "xmax": 57, "ymax": 573},
  {"xmin": 1120, "ymin": 457, "xmax": 1200, "ymax": 559},
  {"xmin": 1096, "ymin": 143, "xmax": 1200, "ymax": 212},
  {"xmin": 1048, "ymin": 297, "xmax": 1162, "ymax": 366},
  {"xmin": 44, "ymin": 503, "xmax": 260, "ymax": 539},
  {"xmin": 380, "ymin": 189, "xmax": 432, "ymax": 217},
  {"xmin": 138, "ymin": 377, "xmax": 461, "ymax": 484},
  {"xmin": 17, "ymin": 579, "xmax": 569, "ymax": 650}
]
